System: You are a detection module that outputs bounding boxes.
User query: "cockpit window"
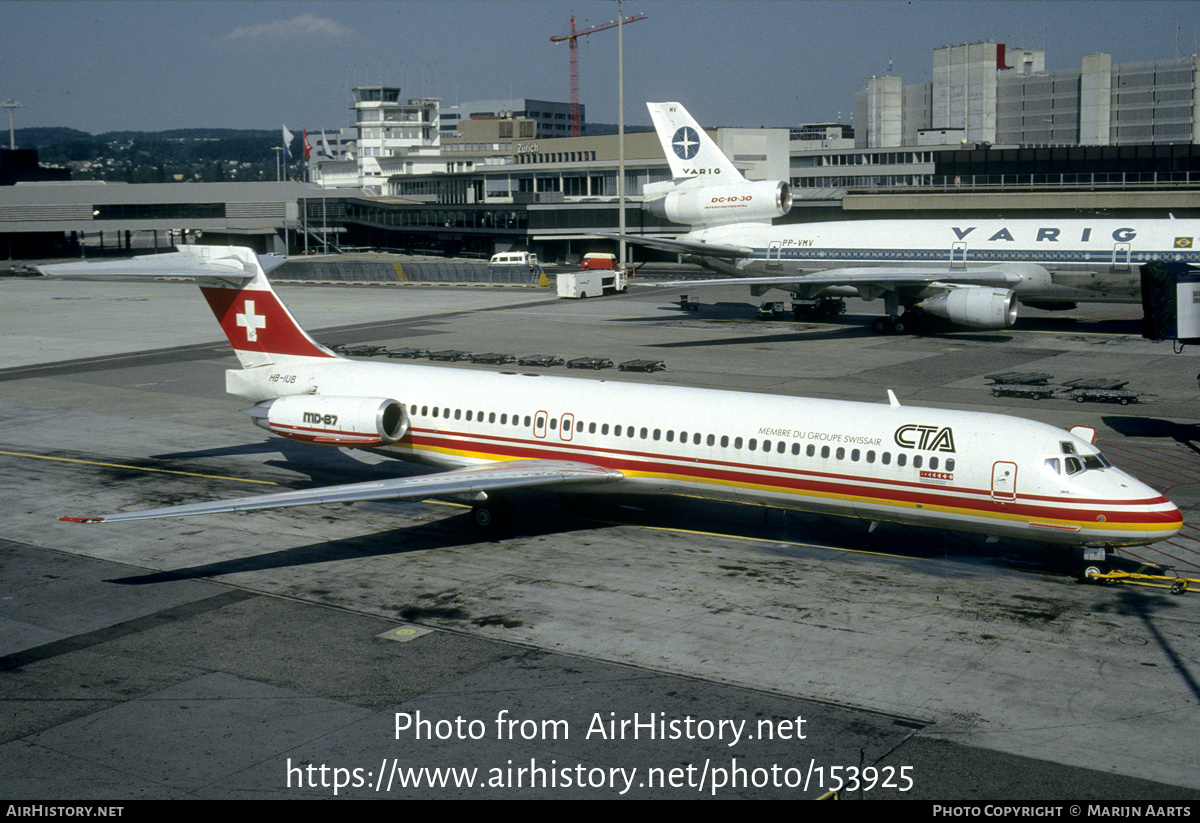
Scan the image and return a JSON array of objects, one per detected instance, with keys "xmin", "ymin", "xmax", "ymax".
[
  {"xmin": 1065, "ymin": 457, "xmax": 1083, "ymax": 475},
  {"xmin": 1044, "ymin": 458, "xmax": 1061, "ymax": 475},
  {"xmin": 1060, "ymin": 442, "xmax": 1076, "ymax": 455},
  {"xmin": 1082, "ymin": 454, "xmax": 1110, "ymax": 470}
]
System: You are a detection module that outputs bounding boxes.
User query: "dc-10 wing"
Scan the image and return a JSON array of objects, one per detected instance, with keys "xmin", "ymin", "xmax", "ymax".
[
  {"xmin": 595, "ymin": 232, "xmax": 753, "ymax": 259},
  {"xmin": 657, "ymin": 266, "xmax": 1025, "ymax": 291},
  {"xmin": 60, "ymin": 460, "xmax": 624, "ymax": 523}
]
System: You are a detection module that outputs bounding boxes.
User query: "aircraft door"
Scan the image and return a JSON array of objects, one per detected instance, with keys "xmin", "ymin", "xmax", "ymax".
[
  {"xmin": 991, "ymin": 461, "xmax": 1017, "ymax": 501},
  {"xmin": 559, "ymin": 413, "xmax": 575, "ymax": 441},
  {"xmin": 767, "ymin": 242, "xmax": 783, "ymax": 271},
  {"xmin": 533, "ymin": 411, "xmax": 548, "ymax": 439},
  {"xmin": 950, "ymin": 242, "xmax": 968, "ymax": 270},
  {"xmin": 1111, "ymin": 243, "xmax": 1131, "ymax": 272}
]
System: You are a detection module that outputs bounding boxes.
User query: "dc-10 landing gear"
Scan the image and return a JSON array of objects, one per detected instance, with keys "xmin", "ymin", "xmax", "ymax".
[{"xmin": 870, "ymin": 308, "xmax": 925, "ymax": 335}]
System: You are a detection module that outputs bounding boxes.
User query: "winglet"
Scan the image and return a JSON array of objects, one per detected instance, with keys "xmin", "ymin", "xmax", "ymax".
[{"xmin": 887, "ymin": 390, "xmax": 901, "ymax": 408}]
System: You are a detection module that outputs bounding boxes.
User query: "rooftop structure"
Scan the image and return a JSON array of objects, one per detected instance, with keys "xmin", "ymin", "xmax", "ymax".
[{"xmin": 855, "ymin": 42, "xmax": 1200, "ymax": 148}]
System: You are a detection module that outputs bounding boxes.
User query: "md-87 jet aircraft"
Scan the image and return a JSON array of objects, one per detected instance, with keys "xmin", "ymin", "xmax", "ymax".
[
  {"xmin": 607, "ymin": 102, "xmax": 1200, "ymax": 333},
  {"xmin": 48, "ymin": 246, "xmax": 1180, "ymax": 564}
]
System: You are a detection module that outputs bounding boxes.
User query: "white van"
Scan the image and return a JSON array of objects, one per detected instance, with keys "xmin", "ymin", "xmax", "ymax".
[{"xmin": 490, "ymin": 251, "xmax": 539, "ymax": 267}]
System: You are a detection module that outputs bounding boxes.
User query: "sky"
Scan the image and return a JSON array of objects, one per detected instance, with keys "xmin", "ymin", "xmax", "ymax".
[{"xmin": 2, "ymin": 0, "xmax": 1198, "ymax": 135}]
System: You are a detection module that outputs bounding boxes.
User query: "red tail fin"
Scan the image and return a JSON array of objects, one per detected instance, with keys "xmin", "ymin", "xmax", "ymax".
[
  {"xmin": 199, "ymin": 282, "xmax": 337, "ymax": 364},
  {"xmin": 186, "ymin": 246, "xmax": 338, "ymax": 367}
]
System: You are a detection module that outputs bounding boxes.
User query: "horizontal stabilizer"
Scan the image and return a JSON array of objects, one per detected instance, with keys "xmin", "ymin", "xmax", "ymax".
[
  {"xmin": 595, "ymin": 232, "xmax": 753, "ymax": 259},
  {"xmin": 38, "ymin": 246, "xmax": 266, "ymax": 280}
]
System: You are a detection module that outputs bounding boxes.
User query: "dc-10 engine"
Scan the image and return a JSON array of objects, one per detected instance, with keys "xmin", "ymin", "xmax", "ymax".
[
  {"xmin": 246, "ymin": 395, "xmax": 408, "ymax": 447},
  {"xmin": 646, "ymin": 181, "xmax": 792, "ymax": 226},
  {"xmin": 917, "ymin": 285, "xmax": 1018, "ymax": 330}
]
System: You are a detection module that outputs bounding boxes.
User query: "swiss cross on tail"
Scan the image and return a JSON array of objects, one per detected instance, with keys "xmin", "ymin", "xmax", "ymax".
[
  {"xmin": 236, "ymin": 300, "xmax": 267, "ymax": 342},
  {"xmin": 200, "ymin": 285, "xmax": 336, "ymax": 361}
]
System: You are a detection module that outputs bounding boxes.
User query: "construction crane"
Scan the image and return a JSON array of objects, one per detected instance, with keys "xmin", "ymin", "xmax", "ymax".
[{"xmin": 550, "ymin": 12, "xmax": 648, "ymax": 137}]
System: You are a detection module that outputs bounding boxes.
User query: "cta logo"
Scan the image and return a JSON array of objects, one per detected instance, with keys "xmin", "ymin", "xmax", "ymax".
[{"xmin": 894, "ymin": 424, "xmax": 956, "ymax": 453}]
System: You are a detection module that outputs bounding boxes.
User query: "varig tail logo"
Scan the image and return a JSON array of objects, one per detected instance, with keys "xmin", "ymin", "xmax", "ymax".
[
  {"xmin": 894, "ymin": 424, "xmax": 956, "ymax": 453},
  {"xmin": 672, "ymin": 127, "xmax": 700, "ymax": 160}
]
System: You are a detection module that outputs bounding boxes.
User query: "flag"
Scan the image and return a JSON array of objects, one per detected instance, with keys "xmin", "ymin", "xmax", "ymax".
[
  {"xmin": 320, "ymin": 130, "xmax": 333, "ymax": 160},
  {"xmin": 281, "ymin": 124, "xmax": 295, "ymax": 160},
  {"xmin": 303, "ymin": 129, "xmax": 312, "ymax": 162}
]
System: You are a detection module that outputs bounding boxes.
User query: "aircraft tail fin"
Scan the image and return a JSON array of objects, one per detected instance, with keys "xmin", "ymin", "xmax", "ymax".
[
  {"xmin": 648, "ymin": 102, "xmax": 744, "ymax": 184},
  {"xmin": 39, "ymin": 246, "xmax": 340, "ymax": 369}
]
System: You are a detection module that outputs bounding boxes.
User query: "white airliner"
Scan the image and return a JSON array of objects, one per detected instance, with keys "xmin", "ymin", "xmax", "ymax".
[
  {"xmin": 49, "ymin": 246, "xmax": 1181, "ymax": 557},
  {"xmin": 609, "ymin": 102, "xmax": 1200, "ymax": 333}
]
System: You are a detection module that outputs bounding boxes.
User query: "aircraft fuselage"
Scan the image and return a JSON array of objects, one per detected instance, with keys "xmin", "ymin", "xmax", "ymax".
[
  {"xmin": 230, "ymin": 358, "xmax": 1181, "ymax": 548},
  {"xmin": 689, "ymin": 219, "xmax": 1198, "ymax": 304}
]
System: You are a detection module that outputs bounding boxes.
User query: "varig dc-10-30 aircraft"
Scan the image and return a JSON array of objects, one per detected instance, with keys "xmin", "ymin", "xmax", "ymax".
[
  {"xmin": 606, "ymin": 102, "xmax": 1200, "ymax": 333},
  {"xmin": 48, "ymin": 246, "xmax": 1180, "ymax": 563}
]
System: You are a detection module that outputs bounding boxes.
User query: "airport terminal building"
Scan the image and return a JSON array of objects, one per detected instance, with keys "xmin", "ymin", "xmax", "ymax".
[{"xmin": 3, "ymin": 43, "xmax": 1200, "ymax": 264}]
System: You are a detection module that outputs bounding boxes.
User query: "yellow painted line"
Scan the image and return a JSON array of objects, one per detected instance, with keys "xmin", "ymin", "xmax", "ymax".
[{"xmin": 0, "ymin": 450, "xmax": 279, "ymax": 486}]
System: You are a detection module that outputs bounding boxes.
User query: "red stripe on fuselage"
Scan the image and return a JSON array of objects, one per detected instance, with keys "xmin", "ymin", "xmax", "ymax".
[{"xmin": 405, "ymin": 426, "xmax": 1181, "ymax": 529}]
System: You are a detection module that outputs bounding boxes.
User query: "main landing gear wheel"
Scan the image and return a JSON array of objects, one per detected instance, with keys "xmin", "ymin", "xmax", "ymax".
[
  {"xmin": 471, "ymin": 496, "xmax": 514, "ymax": 533},
  {"xmin": 871, "ymin": 314, "xmax": 920, "ymax": 335}
]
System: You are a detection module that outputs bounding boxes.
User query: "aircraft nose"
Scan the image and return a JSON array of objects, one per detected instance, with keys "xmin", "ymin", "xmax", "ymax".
[{"xmin": 1134, "ymin": 491, "xmax": 1183, "ymax": 543}]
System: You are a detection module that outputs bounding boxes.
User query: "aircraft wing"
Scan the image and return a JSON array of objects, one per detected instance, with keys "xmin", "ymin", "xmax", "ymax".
[
  {"xmin": 595, "ymin": 232, "xmax": 753, "ymax": 259},
  {"xmin": 38, "ymin": 248, "xmax": 279, "ymax": 279},
  {"xmin": 657, "ymin": 266, "xmax": 1025, "ymax": 291},
  {"xmin": 60, "ymin": 459, "xmax": 624, "ymax": 523}
]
